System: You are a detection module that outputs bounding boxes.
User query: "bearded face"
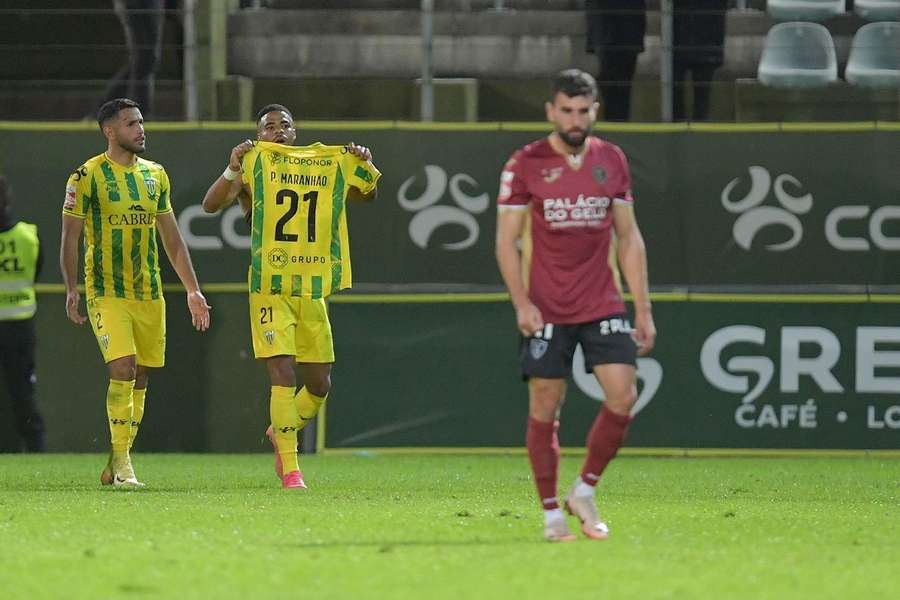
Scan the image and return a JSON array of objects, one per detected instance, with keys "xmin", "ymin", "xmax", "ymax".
[{"xmin": 546, "ymin": 92, "xmax": 598, "ymax": 150}]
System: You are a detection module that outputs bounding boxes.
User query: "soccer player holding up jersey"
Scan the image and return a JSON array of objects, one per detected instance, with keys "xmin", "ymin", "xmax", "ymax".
[
  {"xmin": 495, "ymin": 70, "xmax": 656, "ymax": 541},
  {"xmin": 60, "ymin": 98, "xmax": 211, "ymax": 488},
  {"xmin": 202, "ymin": 104, "xmax": 380, "ymax": 489}
]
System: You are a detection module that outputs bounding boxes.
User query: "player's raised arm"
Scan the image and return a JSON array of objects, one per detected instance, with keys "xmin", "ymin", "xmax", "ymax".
[
  {"xmin": 202, "ymin": 139, "xmax": 254, "ymax": 214},
  {"xmin": 345, "ymin": 142, "xmax": 379, "ymax": 202},
  {"xmin": 60, "ymin": 214, "xmax": 87, "ymax": 325},
  {"xmin": 612, "ymin": 203, "xmax": 655, "ymax": 355},
  {"xmin": 155, "ymin": 211, "xmax": 211, "ymax": 332}
]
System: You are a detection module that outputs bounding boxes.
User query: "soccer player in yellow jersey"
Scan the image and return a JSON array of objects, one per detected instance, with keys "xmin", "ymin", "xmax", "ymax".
[
  {"xmin": 60, "ymin": 98, "xmax": 211, "ymax": 488},
  {"xmin": 202, "ymin": 104, "xmax": 380, "ymax": 489}
]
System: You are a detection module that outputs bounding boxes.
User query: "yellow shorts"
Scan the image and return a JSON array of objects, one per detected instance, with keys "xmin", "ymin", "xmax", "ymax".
[
  {"xmin": 249, "ymin": 293, "xmax": 334, "ymax": 363},
  {"xmin": 86, "ymin": 296, "xmax": 166, "ymax": 367}
]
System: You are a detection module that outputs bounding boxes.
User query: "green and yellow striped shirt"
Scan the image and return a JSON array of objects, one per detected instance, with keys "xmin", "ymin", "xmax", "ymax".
[
  {"xmin": 241, "ymin": 142, "xmax": 380, "ymax": 298},
  {"xmin": 63, "ymin": 152, "xmax": 172, "ymax": 301}
]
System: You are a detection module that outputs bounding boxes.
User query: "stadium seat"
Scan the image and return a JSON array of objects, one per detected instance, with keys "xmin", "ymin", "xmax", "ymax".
[
  {"xmin": 758, "ymin": 22, "xmax": 838, "ymax": 88},
  {"xmin": 846, "ymin": 22, "xmax": 900, "ymax": 88},
  {"xmin": 767, "ymin": 0, "xmax": 845, "ymax": 22},
  {"xmin": 853, "ymin": 0, "xmax": 900, "ymax": 21}
]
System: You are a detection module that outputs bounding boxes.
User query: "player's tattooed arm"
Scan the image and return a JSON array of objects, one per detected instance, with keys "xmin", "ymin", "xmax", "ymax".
[{"xmin": 202, "ymin": 139, "xmax": 253, "ymax": 214}]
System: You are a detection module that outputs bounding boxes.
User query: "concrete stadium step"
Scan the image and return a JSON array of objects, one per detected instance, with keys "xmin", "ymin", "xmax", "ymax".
[
  {"xmin": 227, "ymin": 8, "xmax": 864, "ymax": 80},
  {"xmin": 264, "ymin": 1, "xmax": 586, "ymax": 9}
]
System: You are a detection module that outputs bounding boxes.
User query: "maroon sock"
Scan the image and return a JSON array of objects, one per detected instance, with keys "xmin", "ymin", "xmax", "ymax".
[
  {"xmin": 580, "ymin": 406, "xmax": 631, "ymax": 486},
  {"xmin": 526, "ymin": 417, "xmax": 561, "ymax": 510}
]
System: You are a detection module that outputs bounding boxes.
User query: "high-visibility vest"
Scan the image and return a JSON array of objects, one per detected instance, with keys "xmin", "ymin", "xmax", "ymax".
[{"xmin": 0, "ymin": 221, "xmax": 38, "ymax": 321}]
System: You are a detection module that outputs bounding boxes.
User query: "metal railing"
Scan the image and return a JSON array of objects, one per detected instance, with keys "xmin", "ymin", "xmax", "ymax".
[{"xmin": 0, "ymin": 4, "xmax": 896, "ymax": 123}]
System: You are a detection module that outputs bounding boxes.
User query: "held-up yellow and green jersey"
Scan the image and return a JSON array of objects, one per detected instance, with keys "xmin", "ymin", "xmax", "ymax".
[
  {"xmin": 241, "ymin": 141, "xmax": 380, "ymax": 299},
  {"xmin": 63, "ymin": 153, "xmax": 172, "ymax": 302}
]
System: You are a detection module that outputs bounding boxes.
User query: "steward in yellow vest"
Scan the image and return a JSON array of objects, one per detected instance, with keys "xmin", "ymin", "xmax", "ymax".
[{"xmin": 0, "ymin": 175, "xmax": 45, "ymax": 452}]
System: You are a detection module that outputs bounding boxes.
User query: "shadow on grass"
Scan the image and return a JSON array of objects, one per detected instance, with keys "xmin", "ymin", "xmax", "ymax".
[
  {"xmin": 274, "ymin": 538, "xmax": 545, "ymax": 550},
  {"xmin": 0, "ymin": 483, "xmax": 276, "ymax": 493}
]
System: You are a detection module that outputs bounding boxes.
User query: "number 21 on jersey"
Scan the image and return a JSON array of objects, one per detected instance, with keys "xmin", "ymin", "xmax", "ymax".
[{"xmin": 274, "ymin": 189, "xmax": 318, "ymax": 243}]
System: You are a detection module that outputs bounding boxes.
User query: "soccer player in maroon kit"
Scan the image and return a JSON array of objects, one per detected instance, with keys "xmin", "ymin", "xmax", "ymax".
[{"xmin": 495, "ymin": 69, "xmax": 656, "ymax": 542}]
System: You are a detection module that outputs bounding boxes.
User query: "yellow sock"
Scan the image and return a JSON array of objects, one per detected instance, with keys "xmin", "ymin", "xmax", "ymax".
[
  {"xmin": 106, "ymin": 379, "xmax": 135, "ymax": 455},
  {"xmin": 270, "ymin": 385, "xmax": 300, "ymax": 474},
  {"xmin": 129, "ymin": 387, "xmax": 147, "ymax": 450},
  {"xmin": 294, "ymin": 387, "xmax": 327, "ymax": 432}
]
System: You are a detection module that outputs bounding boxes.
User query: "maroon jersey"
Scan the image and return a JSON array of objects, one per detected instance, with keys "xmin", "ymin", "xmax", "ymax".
[{"xmin": 497, "ymin": 136, "xmax": 634, "ymax": 324}]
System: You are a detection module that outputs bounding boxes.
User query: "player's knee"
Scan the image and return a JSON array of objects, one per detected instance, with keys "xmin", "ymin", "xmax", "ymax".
[
  {"xmin": 529, "ymin": 402, "xmax": 558, "ymax": 422},
  {"xmin": 528, "ymin": 382, "xmax": 563, "ymax": 420},
  {"xmin": 267, "ymin": 357, "xmax": 296, "ymax": 387},
  {"xmin": 134, "ymin": 373, "xmax": 150, "ymax": 388},
  {"xmin": 108, "ymin": 356, "xmax": 137, "ymax": 381},
  {"xmin": 605, "ymin": 387, "xmax": 637, "ymax": 415},
  {"xmin": 306, "ymin": 373, "xmax": 331, "ymax": 398}
]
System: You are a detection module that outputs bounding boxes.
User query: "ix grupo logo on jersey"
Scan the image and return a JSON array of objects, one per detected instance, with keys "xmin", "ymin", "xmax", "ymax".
[
  {"xmin": 542, "ymin": 194, "xmax": 610, "ymax": 227},
  {"xmin": 266, "ymin": 248, "xmax": 326, "ymax": 269}
]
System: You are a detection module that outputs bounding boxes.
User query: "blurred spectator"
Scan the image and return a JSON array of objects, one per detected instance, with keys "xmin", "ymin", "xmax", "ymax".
[
  {"xmin": 0, "ymin": 175, "xmax": 45, "ymax": 453},
  {"xmin": 101, "ymin": 0, "xmax": 166, "ymax": 117},
  {"xmin": 585, "ymin": 0, "xmax": 647, "ymax": 121},
  {"xmin": 673, "ymin": 0, "xmax": 727, "ymax": 121}
]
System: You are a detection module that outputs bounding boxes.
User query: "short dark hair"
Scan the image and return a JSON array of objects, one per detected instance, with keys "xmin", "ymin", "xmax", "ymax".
[
  {"xmin": 255, "ymin": 104, "xmax": 293, "ymax": 124},
  {"xmin": 97, "ymin": 98, "xmax": 140, "ymax": 129},
  {"xmin": 552, "ymin": 69, "xmax": 598, "ymax": 100},
  {"xmin": 0, "ymin": 175, "xmax": 8, "ymax": 203}
]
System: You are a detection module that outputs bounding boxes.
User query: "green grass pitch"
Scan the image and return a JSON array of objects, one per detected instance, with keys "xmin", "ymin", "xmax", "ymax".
[{"xmin": 1, "ymin": 453, "xmax": 898, "ymax": 599}]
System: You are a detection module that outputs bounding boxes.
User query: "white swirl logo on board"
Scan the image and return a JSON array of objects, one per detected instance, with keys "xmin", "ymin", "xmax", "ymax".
[
  {"xmin": 721, "ymin": 166, "xmax": 813, "ymax": 251},
  {"xmin": 398, "ymin": 165, "xmax": 489, "ymax": 250},
  {"xmin": 572, "ymin": 347, "xmax": 662, "ymax": 417}
]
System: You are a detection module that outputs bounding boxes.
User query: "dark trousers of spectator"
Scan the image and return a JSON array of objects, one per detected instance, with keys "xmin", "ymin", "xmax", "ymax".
[
  {"xmin": 673, "ymin": 61, "xmax": 717, "ymax": 122},
  {"xmin": 0, "ymin": 319, "xmax": 45, "ymax": 452},
  {"xmin": 597, "ymin": 51, "xmax": 639, "ymax": 122},
  {"xmin": 103, "ymin": 0, "xmax": 165, "ymax": 116}
]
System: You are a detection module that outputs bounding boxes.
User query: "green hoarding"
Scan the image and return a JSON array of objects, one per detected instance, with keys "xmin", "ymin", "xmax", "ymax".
[
  {"xmin": 326, "ymin": 297, "xmax": 900, "ymax": 450},
  {"xmin": 1, "ymin": 123, "xmax": 898, "ymax": 288},
  {"xmin": 3, "ymin": 293, "xmax": 896, "ymax": 452},
  {"xmin": 0, "ymin": 122, "xmax": 897, "ymax": 452}
]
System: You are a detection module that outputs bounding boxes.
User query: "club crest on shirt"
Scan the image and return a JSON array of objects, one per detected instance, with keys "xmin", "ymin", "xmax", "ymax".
[
  {"xmin": 99, "ymin": 334, "xmax": 110, "ymax": 351},
  {"xmin": 144, "ymin": 177, "xmax": 157, "ymax": 198},
  {"xmin": 529, "ymin": 338, "xmax": 549, "ymax": 360},
  {"xmin": 265, "ymin": 330, "xmax": 275, "ymax": 345},
  {"xmin": 592, "ymin": 166, "xmax": 607, "ymax": 184},
  {"xmin": 541, "ymin": 167, "xmax": 563, "ymax": 183}
]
